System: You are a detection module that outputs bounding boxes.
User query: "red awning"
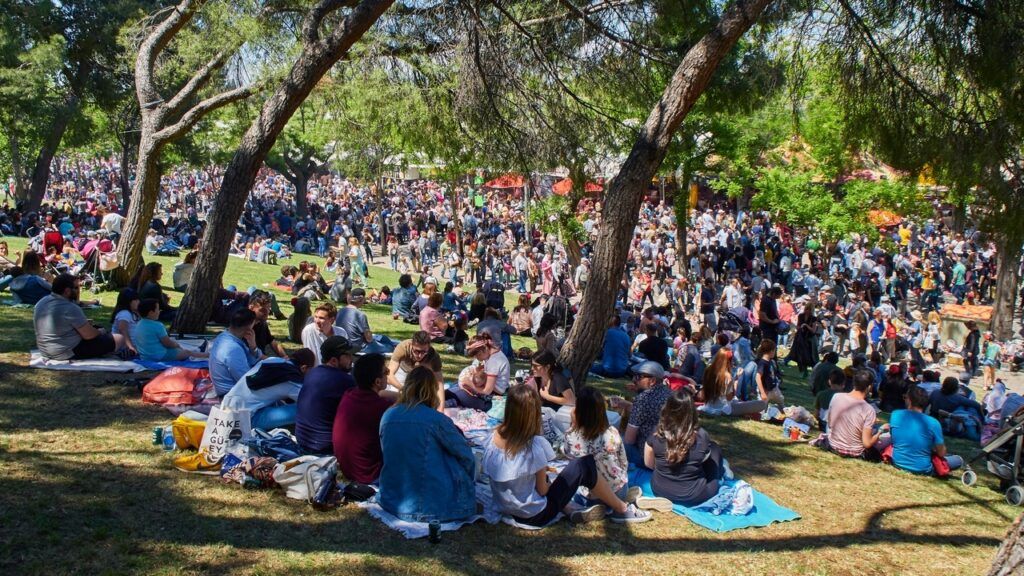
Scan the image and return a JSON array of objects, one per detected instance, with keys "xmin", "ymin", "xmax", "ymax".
[
  {"xmin": 551, "ymin": 178, "xmax": 604, "ymax": 196},
  {"xmin": 483, "ymin": 174, "xmax": 525, "ymax": 189}
]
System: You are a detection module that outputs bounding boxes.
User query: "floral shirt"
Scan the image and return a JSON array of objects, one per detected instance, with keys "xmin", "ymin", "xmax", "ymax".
[{"xmin": 563, "ymin": 427, "xmax": 628, "ymax": 495}]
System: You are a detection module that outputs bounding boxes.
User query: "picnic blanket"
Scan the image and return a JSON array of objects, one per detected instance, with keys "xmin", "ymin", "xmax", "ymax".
[
  {"xmin": 30, "ymin": 351, "xmax": 142, "ymax": 372},
  {"xmin": 30, "ymin": 339, "xmax": 209, "ymax": 373},
  {"xmin": 357, "ymin": 482, "xmax": 504, "ymax": 539},
  {"xmin": 627, "ymin": 468, "xmax": 800, "ymax": 532}
]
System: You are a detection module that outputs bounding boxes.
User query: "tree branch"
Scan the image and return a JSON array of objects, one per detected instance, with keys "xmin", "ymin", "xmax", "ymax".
[
  {"xmin": 154, "ymin": 84, "xmax": 257, "ymax": 142},
  {"xmin": 163, "ymin": 49, "xmax": 237, "ymax": 117},
  {"xmin": 521, "ymin": 0, "xmax": 637, "ymax": 27},
  {"xmin": 136, "ymin": 0, "xmax": 202, "ymax": 104},
  {"xmin": 302, "ymin": 0, "xmax": 360, "ymax": 45}
]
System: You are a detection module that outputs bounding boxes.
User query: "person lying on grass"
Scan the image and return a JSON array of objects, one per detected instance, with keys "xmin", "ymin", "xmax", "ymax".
[
  {"xmin": 645, "ymin": 388, "xmax": 734, "ymax": 507},
  {"xmin": 484, "ymin": 385, "xmax": 652, "ymax": 527},
  {"xmin": 131, "ymin": 299, "xmax": 209, "ymax": 362}
]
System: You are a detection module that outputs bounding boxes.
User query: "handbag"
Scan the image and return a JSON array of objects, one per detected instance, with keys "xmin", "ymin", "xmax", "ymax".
[
  {"xmin": 273, "ymin": 455, "xmax": 339, "ymax": 502},
  {"xmin": 247, "ymin": 428, "xmax": 302, "ymax": 462}
]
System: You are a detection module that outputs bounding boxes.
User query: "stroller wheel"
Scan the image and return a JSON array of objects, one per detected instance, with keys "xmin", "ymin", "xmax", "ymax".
[
  {"xmin": 961, "ymin": 469, "xmax": 977, "ymax": 487},
  {"xmin": 1006, "ymin": 485, "xmax": 1024, "ymax": 507}
]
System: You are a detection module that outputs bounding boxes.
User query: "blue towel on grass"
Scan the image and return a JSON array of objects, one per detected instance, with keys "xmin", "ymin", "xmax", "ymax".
[
  {"xmin": 628, "ymin": 468, "xmax": 799, "ymax": 532},
  {"xmin": 136, "ymin": 359, "xmax": 209, "ymax": 371}
]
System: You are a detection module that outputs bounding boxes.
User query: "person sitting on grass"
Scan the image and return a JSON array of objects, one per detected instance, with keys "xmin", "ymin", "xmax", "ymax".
[
  {"xmin": 826, "ymin": 370, "xmax": 890, "ymax": 461},
  {"xmin": 249, "ymin": 291, "xmax": 286, "ymax": 358},
  {"xmin": 209, "ymin": 308, "xmax": 263, "ymax": 396},
  {"xmin": 131, "ymin": 299, "xmax": 209, "ymax": 362},
  {"xmin": 335, "ymin": 288, "xmax": 373, "ymax": 352},
  {"xmin": 484, "ymin": 385, "xmax": 652, "ymax": 526},
  {"xmin": 379, "ymin": 366, "xmax": 477, "ymax": 523},
  {"xmin": 391, "ymin": 273, "xmax": 418, "ymax": 320},
  {"xmin": 589, "ymin": 314, "xmax": 631, "ymax": 378},
  {"xmin": 333, "ymin": 353, "xmax": 395, "ymax": 487},
  {"xmin": 301, "ymin": 302, "xmax": 345, "ymax": 365},
  {"xmin": 386, "ymin": 331, "xmax": 444, "ymax": 391},
  {"xmin": 890, "ymin": 384, "xmax": 964, "ymax": 476},
  {"xmin": 814, "ymin": 369, "xmax": 847, "ymax": 432},
  {"xmin": 446, "ymin": 334, "xmax": 510, "ymax": 411},
  {"xmin": 610, "ymin": 361, "xmax": 672, "ymax": 468},
  {"xmin": 927, "ymin": 376, "xmax": 984, "ymax": 441},
  {"xmin": 697, "ymin": 348, "xmax": 767, "ymax": 417},
  {"xmin": 34, "ymin": 273, "xmax": 123, "ymax": 360},
  {"xmin": 562, "ymin": 386, "xmax": 670, "ymax": 512},
  {"xmin": 645, "ymin": 388, "xmax": 733, "ymax": 507},
  {"xmin": 221, "ymin": 349, "xmax": 315, "ymax": 430},
  {"xmin": 110, "ymin": 288, "xmax": 140, "ymax": 356},
  {"xmin": 295, "ymin": 336, "xmax": 356, "ymax": 455}
]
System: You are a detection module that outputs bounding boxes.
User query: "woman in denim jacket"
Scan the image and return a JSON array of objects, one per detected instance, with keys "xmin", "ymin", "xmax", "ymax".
[{"xmin": 380, "ymin": 366, "xmax": 477, "ymax": 522}]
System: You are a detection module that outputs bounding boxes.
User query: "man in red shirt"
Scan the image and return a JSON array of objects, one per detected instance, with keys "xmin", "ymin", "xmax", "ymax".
[{"xmin": 332, "ymin": 353, "xmax": 394, "ymax": 486}]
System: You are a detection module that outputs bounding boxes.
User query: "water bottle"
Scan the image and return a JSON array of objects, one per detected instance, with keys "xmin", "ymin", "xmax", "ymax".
[{"xmin": 152, "ymin": 425, "xmax": 176, "ymax": 451}]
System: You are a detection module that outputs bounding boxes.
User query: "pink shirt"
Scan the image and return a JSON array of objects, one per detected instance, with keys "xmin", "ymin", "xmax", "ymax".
[
  {"xmin": 827, "ymin": 393, "xmax": 876, "ymax": 456},
  {"xmin": 419, "ymin": 306, "xmax": 443, "ymax": 338}
]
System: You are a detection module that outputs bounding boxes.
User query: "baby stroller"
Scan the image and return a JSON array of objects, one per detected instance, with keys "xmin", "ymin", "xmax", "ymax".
[{"xmin": 961, "ymin": 398, "xmax": 1024, "ymax": 506}]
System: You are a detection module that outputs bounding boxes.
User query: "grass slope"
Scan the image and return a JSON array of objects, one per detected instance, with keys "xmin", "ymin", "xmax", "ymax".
[{"xmin": 0, "ymin": 237, "xmax": 1015, "ymax": 575}]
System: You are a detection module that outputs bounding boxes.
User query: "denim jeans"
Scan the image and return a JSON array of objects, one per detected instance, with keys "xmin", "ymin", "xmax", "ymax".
[{"xmin": 518, "ymin": 271, "xmax": 527, "ymax": 293}]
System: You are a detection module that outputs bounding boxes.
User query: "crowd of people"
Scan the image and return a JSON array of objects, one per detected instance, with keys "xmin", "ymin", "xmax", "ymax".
[{"xmin": 7, "ymin": 154, "xmax": 1024, "ymax": 527}]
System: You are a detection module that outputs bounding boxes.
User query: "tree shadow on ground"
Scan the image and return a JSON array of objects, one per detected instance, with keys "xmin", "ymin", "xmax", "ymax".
[
  {"xmin": 0, "ymin": 362, "xmax": 157, "ymax": 433},
  {"xmin": 0, "ymin": 448, "xmax": 1008, "ymax": 576}
]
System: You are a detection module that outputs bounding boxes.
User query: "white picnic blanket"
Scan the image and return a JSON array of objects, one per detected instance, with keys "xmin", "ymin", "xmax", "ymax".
[{"xmin": 29, "ymin": 339, "xmax": 208, "ymax": 373}]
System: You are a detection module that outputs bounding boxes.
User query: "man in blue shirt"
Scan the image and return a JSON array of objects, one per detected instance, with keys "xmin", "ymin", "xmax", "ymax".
[
  {"xmin": 890, "ymin": 385, "xmax": 964, "ymax": 475},
  {"xmin": 590, "ymin": 315, "xmax": 631, "ymax": 378},
  {"xmin": 295, "ymin": 336, "xmax": 356, "ymax": 455},
  {"xmin": 209, "ymin": 308, "xmax": 262, "ymax": 396}
]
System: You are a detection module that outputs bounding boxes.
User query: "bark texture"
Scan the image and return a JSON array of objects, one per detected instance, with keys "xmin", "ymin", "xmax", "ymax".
[
  {"xmin": 989, "ymin": 511, "xmax": 1024, "ymax": 576},
  {"xmin": 113, "ymin": 0, "xmax": 255, "ymax": 287},
  {"xmin": 558, "ymin": 0, "xmax": 774, "ymax": 384},
  {"xmin": 24, "ymin": 93, "xmax": 81, "ymax": 213},
  {"xmin": 991, "ymin": 234, "xmax": 1022, "ymax": 340},
  {"xmin": 174, "ymin": 0, "xmax": 395, "ymax": 332}
]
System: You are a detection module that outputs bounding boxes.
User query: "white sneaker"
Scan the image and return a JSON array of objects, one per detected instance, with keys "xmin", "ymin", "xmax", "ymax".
[
  {"xmin": 635, "ymin": 496, "xmax": 675, "ymax": 512},
  {"xmin": 569, "ymin": 504, "xmax": 607, "ymax": 524},
  {"xmin": 610, "ymin": 503, "xmax": 653, "ymax": 523},
  {"xmin": 722, "ymin": 459, "xmax": 735, "ymax": 480}
]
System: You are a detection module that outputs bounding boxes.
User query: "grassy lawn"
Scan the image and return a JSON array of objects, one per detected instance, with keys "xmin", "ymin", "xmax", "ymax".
[{"xmin": 0, "ymin": 236, "xmax": 1016, "ymax": 575}]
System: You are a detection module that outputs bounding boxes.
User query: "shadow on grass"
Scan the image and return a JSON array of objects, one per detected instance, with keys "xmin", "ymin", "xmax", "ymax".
[
  {"xmin": 0, "ymin": 361, "xmax": 158, "ymax": 432},
  {"xmin": 0, "ymin": 444, "xmax": 1007, "ymax": 575}
]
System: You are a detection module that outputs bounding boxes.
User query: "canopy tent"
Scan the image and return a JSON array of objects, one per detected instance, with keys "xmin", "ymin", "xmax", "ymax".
[
  {"xmin": 551, "ymin": 178, "xmax": 604, "ymax": 196},
  {"xmin": 868, "ymin": 209, "xmax": 903, "ymax": 228},
  {"xmin": 482, "ymin": 174, "xmax": 525, "ymax": 189}
]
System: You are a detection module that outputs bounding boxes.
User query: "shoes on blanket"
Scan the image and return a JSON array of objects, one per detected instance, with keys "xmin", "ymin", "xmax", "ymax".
[
  {"xmin": 635, "ymin": 496, "xmax": 675, "ymax": 513},
  {"xmin": 570, "ymin": 503, "xmax": 653, "ymax": 524}
]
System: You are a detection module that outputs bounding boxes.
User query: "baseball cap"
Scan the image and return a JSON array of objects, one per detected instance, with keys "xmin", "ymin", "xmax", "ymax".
[
  {"xmin": 320, "ymin": 336, "xmax": 355, "ymax": 360},
  {"xmin": 632, "ymin": 361, "xmax": 665, "ymax": 380}
]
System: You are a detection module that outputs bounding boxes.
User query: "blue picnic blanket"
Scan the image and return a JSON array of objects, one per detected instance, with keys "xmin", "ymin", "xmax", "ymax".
[
  {"xmin": 628, "ymin": 468, "xmax": 800, "ymax": 532},
  {"xmin": 136, "ymin": 359, "xmax": 209, "ymax": 371}
]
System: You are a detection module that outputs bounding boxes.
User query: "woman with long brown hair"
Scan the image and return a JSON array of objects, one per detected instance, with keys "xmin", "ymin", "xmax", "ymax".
[
  {"xmin": 483, "ymin": 385, "xmax": 652, "ymax": 527},
  {"xmin": 698, "ymin": 348, "xmax": 767, "ymax": 417},
  {"xmin": 644, "ymin": 389, "xmax": 731, "ymax": 506}
]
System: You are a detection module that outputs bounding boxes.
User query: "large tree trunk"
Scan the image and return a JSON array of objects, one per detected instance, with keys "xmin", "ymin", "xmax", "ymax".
[
  {"xmin": 558, "ymin": 0, "xmax": 772, "ymax": 384},
  {"xmin": 8, "ymin": 130, "xmax": 26, "ymax": 202},
  {"xmin": 112, "ymin": 141, "xmax": 163, "ymax": 286},
  {"xmin": 293, "ymin": 171, "xmax": 310, "ymax": 219},
  {"xmin": 989, "ymin": 512, "xmax": 1024, "ymax": 576},
  {"xmin": 991, "ymin": 234, "xmax": 1022, "ymax": 340},
  {"xmin": 174, "ymin": 0, "xmax": 396, "ymax": 333},
  {"xmin": 24, "ymin": 94, "xmax": 81, "ymax": 213}
]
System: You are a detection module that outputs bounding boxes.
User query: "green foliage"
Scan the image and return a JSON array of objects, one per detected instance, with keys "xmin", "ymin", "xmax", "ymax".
[
  {"xmin": 526, "ymin": 195, "xmax": 587, "ymax": 244},
  {"xmin": 751, "ymin": 167, "xmax": 926, "ymax": 243}
]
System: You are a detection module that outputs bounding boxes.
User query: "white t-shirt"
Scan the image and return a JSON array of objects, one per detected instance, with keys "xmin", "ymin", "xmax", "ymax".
[
  {"xmin": 112, "ymin": 309, "xmax": 138, "ymax": 336},
  {"xmin": 300, "ymin": 322, "xmax": 345, "ymax": 365},
  {"xmin": 483, "ymin": 435, "xmax": 554, "ymax": 519},
  {"xmin": 484, "ymin": 351, "xmax": 511, "ymax": 394}
]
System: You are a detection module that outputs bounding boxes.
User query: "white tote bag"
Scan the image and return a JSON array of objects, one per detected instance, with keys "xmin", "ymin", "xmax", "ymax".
[
  {"xmin": 197, "ymin": 405, "xmax": 251, "ymax": 464},
  {"xmin": 273, "ymin": 455, "xmax": 338, "ymax": 502}
]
